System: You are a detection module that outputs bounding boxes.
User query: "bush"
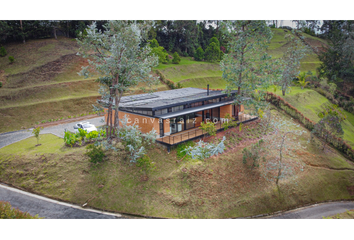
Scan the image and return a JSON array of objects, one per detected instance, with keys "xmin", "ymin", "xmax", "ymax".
[
  {"xmin": 200, "ymin": 121, "xmax": 217, "ymax": 137},
  {"xmin": 64, "ymin": 131, "xmax": 80, "ymax": 147},
  {"xmin": 8, "ymin": 56, "xmax": 14, "ymax": 63},
  {"xmin": 0, "ymin": 46, "xmax": 6, "ymax": 57},
  {"xmin": 32, "ymin": 127, "xmax": 42, "ymax": 145},
  {"xmin": 136, "ymin": 155, "xmax": 156, "ymax": 175},
  {"xmin": 85, "ymin": 144, "xmax": 105, "ymax": 164},
  {"xmin": 172, "ymin": 52, "xmax": 181, "ymax": 64},
  {"xmin": 85, "ymin": 130, "xmax": 99, "ymax": 141},
  {"xmin": 194, "ymin": 47, "xmax": 204, "ymax": 61},
  {"xmin": 0, "ymin": 201, "xmax": 41, "ymax": 219},
  {"xmin": 0, "ymin": 82, "xmax": 2, "ymax": 88},
  {"xmin": 204, "ymin": 41, "xmax": 220, "ymax": 62},
  {"xmin": 176, "ymin": 141, "xmax": 195, "ymax": 159}
]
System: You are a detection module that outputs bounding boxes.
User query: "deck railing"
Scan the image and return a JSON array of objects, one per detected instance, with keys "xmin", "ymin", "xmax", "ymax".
[{"xmin": 157, "ymin": 114, "xmax": 257, "ymax": 145}]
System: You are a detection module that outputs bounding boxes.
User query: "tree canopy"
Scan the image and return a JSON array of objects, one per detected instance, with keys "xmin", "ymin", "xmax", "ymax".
[{"xmin": 77, "ymin": 21, "xmax": 159, "ymax": 139}]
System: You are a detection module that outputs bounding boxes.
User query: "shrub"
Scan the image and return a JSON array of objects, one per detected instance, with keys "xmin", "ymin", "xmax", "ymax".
[
  {"xmin": 0, "ymin": 201, "xmax": 41, "ymax": 219},
  {"xmin": 136, "ymin": 155, "xmax": 156, "ymax": 175},
  {"xmin": 64, "ymin": 131, "xmax": 79, "ymax": 147},
  {"xmin": 0, "ymin": 82, "xmax": 2, "ymax": 88},
  {"xmin": 194, "ymin": 47, "xmax": 204, "ymax": 61},
  {"xmin": 172, "ymin": 52, "xmax": 181, "ymax": 64},
  {"xmin": 8, "ymin": 56, "xmax": 14, "ymax": 63},
  {"xmin": 176, "ymin": 141, "xmax": 195, "ymax": 159},
  {"xmin": 200, "ymin": 121, "xmax": 217, "ymax": 137},
  {"xmin": 184, "ymin": 136, "xmax": 226, "ymax": 160},
  {"xmin": 204, "ymin": 41, "xmax": 220, "ymax": 62},
  {"xmin": 77, "ymin": 128, "xmax": 87, "ymax": 141},
  {"xmin": 0, "ymin": 46, "xmax": 6, "ymax": 57},
  {"xmin": 85, "ymin": 144, "xmax": 105, "ymax": 164},
  {"xmin": 242, "ymin": 139, "xmax": 265, "ymax": 169},
  {"xmin": 85, "ymin": 130, "xmax": 99, "ymax": 141}
]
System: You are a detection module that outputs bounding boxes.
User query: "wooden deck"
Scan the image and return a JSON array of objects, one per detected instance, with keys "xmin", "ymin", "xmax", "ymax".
[{"xmin": 156, "ymin": 113, "xmax": 257, "ymax": 145}]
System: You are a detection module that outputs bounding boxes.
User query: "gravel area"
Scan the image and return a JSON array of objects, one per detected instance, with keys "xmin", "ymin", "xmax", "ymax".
[{"xmin": 0, "ymin": 117, "xmax": 105, "ymax": 149}]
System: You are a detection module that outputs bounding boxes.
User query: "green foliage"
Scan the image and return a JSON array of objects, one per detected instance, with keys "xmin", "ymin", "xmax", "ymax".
[
  {"xmin": 149, "ymin": 39, "xmax": 169, "ymax": 64},
  {"xmin": 317, "ymin": 20, "xmax": 354, "ymax": 83},
  {"xmin": 31, "ymin": 127, "xmax": 42, "ymax": 145},
  {"xmin": 118, "ymin": 115, "xmax": 157, "ymax": 163},
  {"xmin": 184, "ymin": 136, "xmax": 226, "ymax": 160},
  {"xmin": 0, "ymin": 46, "xmax": 6, "ymax": 57},
  {"xmin": 85, "ymin": 144, "xmax": 105, "ymax": 164},
  {"xmin": 239, "ymin": 122, "xmax": 243, "ymax": 132},
  {"xmin": 297, "ymin": 72, "xmax": 310, "ymax": 89},
  {"xmin": 194, "ymin": 47, "xmax": 204, "ymax": 61},
  {"xmin": 279, "ymin": 31, "xmax": 310, "ymax": 96},
  {"xmin": 220, "ymin": 20, "xmax": 280, "ymax": 115},
  {"xmin": 77, "ymin": 21, "xmax": 158, "ymax": 139},
  {"xmin": 77, "ymin": 128, "xmax": 87, "ymax": 140},
  {"xmin": 98, "ymin": 129, "xmax": 106, "ymax": 138},
  {"xmin": 242, "ymin": 139, "xmax": 265, "ymax": 169},
  {"xmin": 204, "ymin": 42, "xmax": 220, "ymax": 62},
  {"xmin": 176, "ymin": 141, "xmax": 195, "ymax": 159},
  {"xmin": 200, "ymin": 121, "xmax": 217, "ymax": 137},
  {"xmin": 172, "ymin": 52, "xmax": 181, "ymax": 64},
  {"xmin": 209, "ymin": 37, "xmax": 220, "ymax": 48},
  {"xmin": 0, "ymin": 201, "xmax": 41, "ymax": 219},
  {"xmin": 222, "ymin": 113, "xmax": 236, "ymax": 130},
  {"xmin": 0, "ymin": 82, "xmax": 2, "ymax": 88},
  {"xmin": 8, "ymin": 56, "xmax": 14, "ymax": 63},
  {"xmin": 64, "ymin": 131, "xmax": 79, "ymax": 147},
  {"xmin": 85, "ymin": 130, "xmax": 99, "ymax": 141},
  {"xmin": 136, "ymin": 155, "xmax": 156, "ymax": 175}
]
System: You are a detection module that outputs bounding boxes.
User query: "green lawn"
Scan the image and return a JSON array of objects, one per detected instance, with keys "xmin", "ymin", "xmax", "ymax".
[{"xmin": 181, "ymin": 76, "xmax": 227, "ymax": 89}]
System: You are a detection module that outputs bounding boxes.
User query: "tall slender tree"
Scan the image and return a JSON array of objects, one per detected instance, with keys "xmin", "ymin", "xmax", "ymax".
[
  {"xmin": 220, "ymin": 20, "xmax": 279, "ymax": 114},
  {"xmin": 77, "ymin": 21, "xmax": 159, "ymax": 139}
]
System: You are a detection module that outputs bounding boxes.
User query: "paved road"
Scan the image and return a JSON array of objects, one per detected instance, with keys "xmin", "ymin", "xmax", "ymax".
[
  {"xmin": 266, "ymin": 201, "xmax": 354, "ymax": 219},
  {"xmin": 0, "ymin": 117, "xmax": 105, "ymax": 149},
  {"xmin": 0, "ymin": 183, "xmax": 128, "ymax": 219}
]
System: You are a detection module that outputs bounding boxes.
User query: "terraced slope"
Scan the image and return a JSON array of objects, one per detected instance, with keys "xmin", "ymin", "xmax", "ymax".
[
  {"xmin": 0, "ymin": 37, "xmax": 168, "ymax": 133},
  {"xmin": 159, "ymin": 28, "xmax": 327, "ymax": 89}
]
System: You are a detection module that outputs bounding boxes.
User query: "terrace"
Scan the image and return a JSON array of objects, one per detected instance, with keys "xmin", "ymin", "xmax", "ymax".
[{"xmin": 156, "ymin": 112, "xmax": 258, "ymax": 147}]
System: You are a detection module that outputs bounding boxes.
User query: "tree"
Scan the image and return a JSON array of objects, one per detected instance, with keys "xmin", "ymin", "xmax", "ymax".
[
  {"xmin": 220, "ymin": 20, "xmax": 280, "ymax": 114},
  {"xmin": 204, "ymin": 42, "xmax": 220, "ymax": 62},
  {"xmin": 32, "ymin": 127, "xmax": 42, "ymax": 145},
  {"xmin": 279, "ymin": 31, "xmax": 310, "ymax": 96},
  {"xmin": 77, "ymin": 21, "xmax": 159, "ymax": 139},
  {"xmin": 311, "ymin": 104, "xmax": 346, "ymax": 150},
  {"xmin": 194, "ymin": 47, "xmax": 204, "ymax": 61},
  {"xmin": 261, "ymin": 114, "xmax": 306, "ymax": 187},
  {"xmin": 172, "ymin": 52, "xmax": 181, "ymax": 64},
  {"xmin": 297, "ymin": 72, "xmax": 310, "ymax": 89},
  {"xmin": 148, "ymin": 39, "xmax": 168, "ymax": 64},
  {"xmin": 318, "ymin": 21, "xmax": 354, "ymax": 83}
]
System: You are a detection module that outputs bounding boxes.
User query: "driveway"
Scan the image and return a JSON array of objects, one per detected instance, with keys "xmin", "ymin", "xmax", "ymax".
[{"xmin": 0, "ymin": 116, "xmax": 105, "ymax": 149}]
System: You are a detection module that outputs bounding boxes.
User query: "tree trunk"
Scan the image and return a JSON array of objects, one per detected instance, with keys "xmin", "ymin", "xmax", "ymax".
[
  {"xmin": 282, "ymin": 88, "xmax": 286, "ymax": 96},
  {"xmin": 20, "ymin": 20, "xmax": 25, "ymax": 44},
  {"xmin": 53, "ymin": 27, "xmax": 57, "ymax": 40}
]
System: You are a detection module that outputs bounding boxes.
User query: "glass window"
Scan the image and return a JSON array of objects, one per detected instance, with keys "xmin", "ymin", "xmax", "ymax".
[{"xmin": 172, "ymin": 105, "xmax": 183, "ymax": 112}]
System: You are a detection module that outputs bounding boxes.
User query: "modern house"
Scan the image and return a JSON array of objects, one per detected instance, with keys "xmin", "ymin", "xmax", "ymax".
[{"xmin": 104, "ymin": 87, "xmax": 257, "ymax": 147}]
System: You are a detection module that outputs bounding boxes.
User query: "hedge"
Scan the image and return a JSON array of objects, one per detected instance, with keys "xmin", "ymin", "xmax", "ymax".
[{"xmin": 155, "ymin": 70, "xmax": 182, "ymax": 89}]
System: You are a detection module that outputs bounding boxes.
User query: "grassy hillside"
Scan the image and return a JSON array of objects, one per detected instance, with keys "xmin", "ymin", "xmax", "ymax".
[
  {"xmin": 1, "ymin": 109, "xmax": 353, "ymax": 218},
  {"xmin": 268, "ymin": 87, "xmax": 354, "ymax": 148},
  {"xmin": 0, "ymin": 37, "xmax": 168, "ymax": 133}
]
